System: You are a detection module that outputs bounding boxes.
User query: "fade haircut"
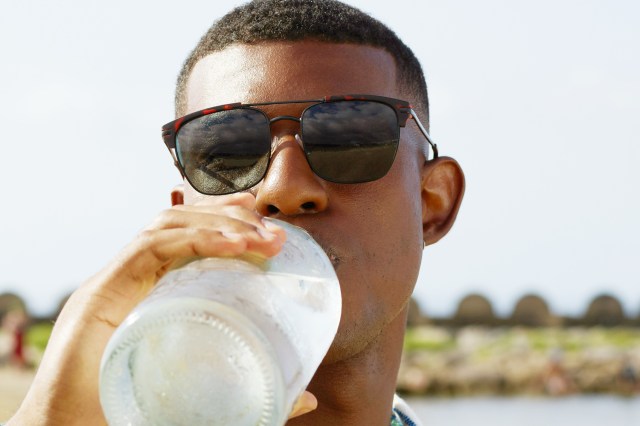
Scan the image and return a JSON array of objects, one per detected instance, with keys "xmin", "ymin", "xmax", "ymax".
[{"xmin": 175, "ymin": 0, "xmax": 429, "ymax": 126}]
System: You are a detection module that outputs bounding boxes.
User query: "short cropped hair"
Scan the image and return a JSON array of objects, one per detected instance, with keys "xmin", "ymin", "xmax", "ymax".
[{"xmin": 175, "ymin": 0, "xmax": 429, "ymax": 126}]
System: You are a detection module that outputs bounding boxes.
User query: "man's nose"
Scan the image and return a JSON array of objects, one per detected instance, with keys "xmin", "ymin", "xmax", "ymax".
[{"xmin": 255, "ymin": 134, "xmax": 329, "ymax": 217}]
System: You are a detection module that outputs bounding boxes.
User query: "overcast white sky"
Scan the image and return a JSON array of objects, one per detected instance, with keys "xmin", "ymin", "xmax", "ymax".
[{"xmin": 0, "ymin": 0, "xmax": 638, "ymax": 317}]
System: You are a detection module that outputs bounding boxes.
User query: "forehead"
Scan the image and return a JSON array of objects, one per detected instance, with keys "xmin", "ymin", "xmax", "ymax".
[{"xmin": 185, "ymin": 41, "xmax": 399, "ymax": 113}]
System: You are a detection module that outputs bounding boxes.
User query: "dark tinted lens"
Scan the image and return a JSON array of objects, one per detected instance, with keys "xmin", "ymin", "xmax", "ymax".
[
  {"xmin": 301, "ymin": 100, "xmax": 399, "ymax": 183},
  {"xmin": 176, "ymin": 108, "xmax": 271, "ymax": 195}
]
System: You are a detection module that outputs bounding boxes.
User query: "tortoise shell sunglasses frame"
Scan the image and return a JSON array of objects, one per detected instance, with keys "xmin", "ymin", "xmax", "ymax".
[{"xmin": 161, "ymin": 94, "xmax": 439, "ymax": 184}]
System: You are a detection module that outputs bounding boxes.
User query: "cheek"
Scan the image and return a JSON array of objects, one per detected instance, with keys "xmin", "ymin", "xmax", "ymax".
[
  {"xmin": 370, "ymin": 153, "xmax": 424, "ymax": 293},
  {"xmin": 368, "ymin": 146, "xmax": 425, "ymax": 274},
  {"xmin": 338, "ymin": 152, "xmax": 425, "ymax": 318},
  {"xmin": 329, "ymin": 181, "xmax": 422, "ymax": 361},
  {"xmin": 367, "ymin": 184, "xmax": 423, "ymax": 290}
]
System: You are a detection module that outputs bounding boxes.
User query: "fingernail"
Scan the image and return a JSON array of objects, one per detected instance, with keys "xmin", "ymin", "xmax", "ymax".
[
  {"xmin": 262, "ymin": 220, "xmax": 287, "ymax": 244},
  {"xmin": 262, "ymin": 219, "xmax": 282, "ymax": 232},
  {"xmin": 221, "ymin": 231, "xmax": 243, "ymax": 241}
]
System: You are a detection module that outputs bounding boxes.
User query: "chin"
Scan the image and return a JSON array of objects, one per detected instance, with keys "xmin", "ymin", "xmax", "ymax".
[
  {"xmin": 319, "ymin": 309, "xmax": 386, "ymax": 365},
  {"xmin": 320, "ymin": 289, "xmax": 413, "ymax": 366}
]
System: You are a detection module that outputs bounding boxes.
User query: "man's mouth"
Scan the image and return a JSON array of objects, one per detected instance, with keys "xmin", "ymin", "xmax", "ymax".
[
  {"xmin": 317, "ymin": 243, "xmax": 340, "ymax": 270},
  {"xmin": 327, "ymin": 251, "xmax": 340, "ymax": 268},
  {"xmin": 314, "ymin": 240, "xmax": 340, "ymax": 269},
  {"xmin": 292, "ymin": 225, "xmax": 340, "ymax": 269}
]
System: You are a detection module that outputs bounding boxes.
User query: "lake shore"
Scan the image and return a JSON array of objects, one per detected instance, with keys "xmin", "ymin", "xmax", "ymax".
[
  {"xmin": 2, "ymin": 325, "xmax": 639, "ymax": 421},
  {"xmin": 398, "ymin": 325, "xmax": 640, "ymax": 396}
]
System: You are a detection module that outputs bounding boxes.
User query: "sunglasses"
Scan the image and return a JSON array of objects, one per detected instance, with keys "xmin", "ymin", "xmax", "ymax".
[{"xmin": 162, "ymin": 94, "xmax": 438, "ymax": 195}]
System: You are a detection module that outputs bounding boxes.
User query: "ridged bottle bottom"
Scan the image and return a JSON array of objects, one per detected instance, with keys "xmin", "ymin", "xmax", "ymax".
[{"xmin": 100, "ymin": 298, "xmax": 285, "ymax": 426}]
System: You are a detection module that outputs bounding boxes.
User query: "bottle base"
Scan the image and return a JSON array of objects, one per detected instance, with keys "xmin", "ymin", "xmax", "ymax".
[{"xmin": 100, "ymin": 297, "xmax": 285, "ymax": 426}]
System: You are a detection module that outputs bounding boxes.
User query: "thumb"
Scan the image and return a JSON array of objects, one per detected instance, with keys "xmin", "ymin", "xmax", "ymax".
[{"xmin": 288, "ymin": 391, "xmax": 318, "ymax": 419}]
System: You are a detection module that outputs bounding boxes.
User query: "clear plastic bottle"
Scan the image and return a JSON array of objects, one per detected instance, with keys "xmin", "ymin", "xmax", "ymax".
[{"xmin": 99, "ymin": 219, "xmax": 341, "ymax": 426}]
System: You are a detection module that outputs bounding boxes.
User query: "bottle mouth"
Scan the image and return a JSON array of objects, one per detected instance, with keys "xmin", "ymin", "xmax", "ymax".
[{"xmin": 100, "ymin": 298, "xmax": 286, "ymax": 426}]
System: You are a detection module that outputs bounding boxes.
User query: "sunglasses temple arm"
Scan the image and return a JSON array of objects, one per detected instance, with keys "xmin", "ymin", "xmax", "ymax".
[
  {"xmin": 408, "ymin": 108, "xmax": 439, "ymax": 160},
  {"xmin": 166, "ymin": 147, "xmax": 186, "ymax": 178}
]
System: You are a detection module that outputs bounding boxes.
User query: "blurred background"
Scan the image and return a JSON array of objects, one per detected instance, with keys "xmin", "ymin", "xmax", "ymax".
[{"xmin": 1, "ymin": 0, "xmax": 638, "ymax": 424}]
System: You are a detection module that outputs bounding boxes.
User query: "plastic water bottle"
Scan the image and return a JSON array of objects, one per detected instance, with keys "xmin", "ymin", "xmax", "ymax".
[{"xmin": 99, "ymin": 219, "xmax": 341, "ymax": 426}]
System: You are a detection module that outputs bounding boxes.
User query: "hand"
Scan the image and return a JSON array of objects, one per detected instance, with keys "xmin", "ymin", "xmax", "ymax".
[{"xmin": 9, "ymin": 193, "xmax": 288, "ymax": 425}]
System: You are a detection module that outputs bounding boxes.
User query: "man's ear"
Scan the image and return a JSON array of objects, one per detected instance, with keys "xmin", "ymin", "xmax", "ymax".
[
  {"xmin": 171, "ymin": 184, "xmax": 185, "ymax": 206},
  {"xmin": 421, "ymin": 157, "xmax": 465, "ymax": 246}
]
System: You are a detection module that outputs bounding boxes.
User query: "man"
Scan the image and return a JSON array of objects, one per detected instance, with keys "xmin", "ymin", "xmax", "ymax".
[{"xmin": 8, "ymin": 0, "xmax": 464, "ymax": 424}]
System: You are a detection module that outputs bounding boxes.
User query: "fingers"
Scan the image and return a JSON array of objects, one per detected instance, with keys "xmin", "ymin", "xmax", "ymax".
[
  {"xmin": 88, "ymin": 193, "xmax": 286, "ymax": 308},
  {"xmin": 122, "ymin": 228, "xmax": 248, "ymax": 279},
  {"xmin": 122, "ymin": 225, "xmax": 281, "ymax": 280},
  {"xmin": 158, "ymin": 194, "xmax": 286, "ymax": 242},
  {"xmin": 145, "ymin": 209, "xmax": 284, "ymax": 254},
  {"xmin": 152, "ymin": 206, "xmax": 265, "ymax": 234},
  {"xmin": 288, "ymin": 391, "xmax": 318, "ymax": 419}
]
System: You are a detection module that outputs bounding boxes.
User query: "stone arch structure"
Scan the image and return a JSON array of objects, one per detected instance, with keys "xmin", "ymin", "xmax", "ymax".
[
  {"xmin": 406, "ymin": 297, "xmax": 428, "ymax": 326},
  {"xmin": 583, "ymin": 294, "xmax": 625, "ymax": 326},
  {"xmin": 453, "ymin": 293, "xmax": 496, "ymax": 326},
  {"xmin": 510, "ymin": 294, "xmax": 552, "ymax": 327},
  {"xmin": 0, "ymin": 292, "xmax": 27, "ymax": 319}
]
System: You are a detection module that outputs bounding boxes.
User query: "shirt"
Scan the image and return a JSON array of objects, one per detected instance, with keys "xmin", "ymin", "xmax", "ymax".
[{"xmin": 390, "ymin": 394, "xmax": 423, "ymax": 426}]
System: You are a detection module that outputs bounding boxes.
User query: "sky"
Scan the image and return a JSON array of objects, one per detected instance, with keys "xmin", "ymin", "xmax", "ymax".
[{"xmin": 0, "ymin": 0, "xmax": 638, "ymax": 318}]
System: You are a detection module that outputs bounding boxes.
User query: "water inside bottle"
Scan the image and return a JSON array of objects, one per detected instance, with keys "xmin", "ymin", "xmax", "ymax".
[{"xmin": 99, "ymin": 270, "xmax": 340, "ymax": 426}]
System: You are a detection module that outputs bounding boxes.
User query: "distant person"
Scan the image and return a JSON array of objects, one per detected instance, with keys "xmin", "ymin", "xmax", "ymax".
[
  {"xmin": 11, "ymin": 321, "xmax": 24, "ymax": 368},
  {"xmin": 542, "ymin": 349, "xmax": 573, "ymax": 396},
  {"xmin": 0, "ymin": 309, "xmax": 27, "ymax": 368},
  {"xmin": 7, "ymin": 1, "xmax": 464, "ymax": 424}
]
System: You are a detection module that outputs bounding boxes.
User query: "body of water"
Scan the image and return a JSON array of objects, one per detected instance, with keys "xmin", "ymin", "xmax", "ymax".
[{"xmin": 406, "ymin": 395, "xmax": 640, "ymax": 426}]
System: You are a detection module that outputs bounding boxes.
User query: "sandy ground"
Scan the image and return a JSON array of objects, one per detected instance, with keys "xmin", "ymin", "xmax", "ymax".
[{"xmin": 0, "ymin": 366, "xmax": 34, "ymax": 421}]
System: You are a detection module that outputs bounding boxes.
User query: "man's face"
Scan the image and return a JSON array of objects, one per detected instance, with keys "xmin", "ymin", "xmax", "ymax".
[{"xmin": 183, "ymin": 41, "xmax": 426, "ymax": 362}]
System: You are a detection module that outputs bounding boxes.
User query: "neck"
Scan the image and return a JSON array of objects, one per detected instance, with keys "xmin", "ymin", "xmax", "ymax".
[{"xmin": 286, "ymin": 306, "xmax": 408, "ymax": 426}]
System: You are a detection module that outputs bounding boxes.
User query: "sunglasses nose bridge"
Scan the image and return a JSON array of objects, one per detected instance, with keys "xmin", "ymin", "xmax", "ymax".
[
  {"xmin": 268, "ymin": 115, "xmax": 303, "ymax": 147},
  {"xmin": 269, "ymin": 115, "xmax": 300, "ymax": 125}
]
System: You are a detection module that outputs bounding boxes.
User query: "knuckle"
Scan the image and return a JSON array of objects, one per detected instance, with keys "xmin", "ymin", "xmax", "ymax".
[
  {"xmin": 163, "ymin": 207, "xmax": 182, "ymax": 222},
  {"xmin": 188, "ymin": 227, "xmax": 213, "ymax": 241},
  {"xmin": 221, "ymin": 204, "xmax": 245, "ymax": 215},
  {"xmin": 223, "ymin": 205, "xmax": 262, "ymax": 223},
  {"xmin": 136, "ymin": 229, "xmax": 157, "ymax": 249},
  {"xmin": 133, "ymin": 229, "xmax": 173, "ymax": 264}
]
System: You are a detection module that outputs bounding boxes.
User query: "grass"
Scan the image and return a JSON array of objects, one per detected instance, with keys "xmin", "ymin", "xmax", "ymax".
[
  {"xmin": 403, "ymin": 327, "xmax": 455, "ymax": 352},
  {"xmin": 403, "ymin": 325, "xmax": 640, "ymax": 355},
  {"xmin": 25, "ymin": 322, "xmax": 54, "ymax": 352}
]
